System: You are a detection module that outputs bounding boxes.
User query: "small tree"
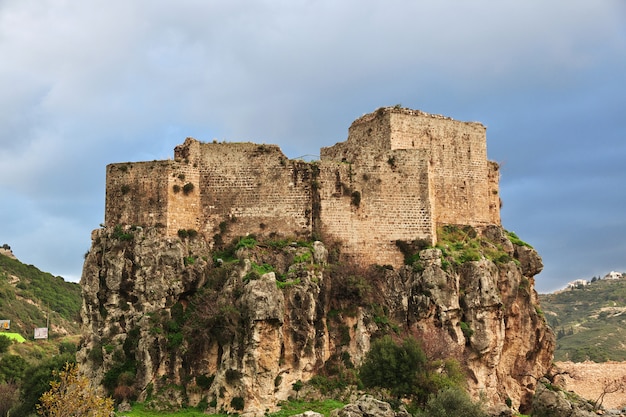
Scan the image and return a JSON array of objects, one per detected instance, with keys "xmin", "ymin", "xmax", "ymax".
[
  {"xmin": 292, "ymin": 380, "xmax": 303, "ymax": 400},
  {"xmin": 0, "ymin": 335, "xmax": 12, "ymax": 354},
  {"xmin": 37, "ymin": 363, "xmax": 114, "ymax": 417},
  {"xmin": 593, "ymin": 375, "xmax": 626, "ymax": 410},
  {"xmin": 359, "ymin": 335, "xmax": 429, "ymax": 401},
  {"xmin": 0, "ymin": 382, "xmax": 19, "ymax": 417}
]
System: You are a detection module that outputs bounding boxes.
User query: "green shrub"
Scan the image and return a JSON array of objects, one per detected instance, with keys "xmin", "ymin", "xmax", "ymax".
[
  {"xmin": 359, "ymin": 335, "xmax": 428, "ymax": 400},
  {"xmin": 182, "ymin": 182, "xmax": 195, "ymax": 194},
  {"xmin": 111, "ymin": 224, "xmax": 134, "ymax": 241},
  {"xmin": 417, "ymin": 387, "xmax": 487, "ymax": 417},
  {"xmin": 225, "ymin": 369, "xmax": 242, "ymax": 384},
  {"xmin": 506, "ymin": 231, "xmax": 533, "ymax": 248},
  {"xmin": 236, "ymin": 236, "xmax": 257, "ymax": 250},
  {"xmin": 460, "ymin": 321, "xmax": 474, "ymax": 339},
  {"xmin": 351, "ymin": 191, "xmax": 361, "ymax": 207},
  {"xmin": 231, "ymin": 396, "xmax": 245, "ymax": 411},
  {"xmin": 0, "ymin": 335, "xmax": 11, "ymax": 353}
]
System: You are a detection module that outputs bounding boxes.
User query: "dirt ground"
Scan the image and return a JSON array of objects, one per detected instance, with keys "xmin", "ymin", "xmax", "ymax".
[{"xmin": 555, "ymin": 361, "xmax": 626, "ymax": 410}]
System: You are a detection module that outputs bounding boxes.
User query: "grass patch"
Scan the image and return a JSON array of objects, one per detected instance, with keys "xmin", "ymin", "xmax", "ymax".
[
  {"xmin": 124, "ymin": 402, "xmax": 220, "ymax": 417},
  {"xmin": 269, "ymin": 399, "xmax": 345, "ymax": 417},
  {"xmin": 434, "ymin": 225, "xmax": 524, "ymax": 269},
  {"xmin": 122, "ymin": 400, "xmax": 344, "ymax": 417}
]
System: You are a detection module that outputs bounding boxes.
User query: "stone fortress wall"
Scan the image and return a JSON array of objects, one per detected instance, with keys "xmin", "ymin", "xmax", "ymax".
[{"xmin": 104, "ymin": 107, "xmax": 501, "ymax": 267}]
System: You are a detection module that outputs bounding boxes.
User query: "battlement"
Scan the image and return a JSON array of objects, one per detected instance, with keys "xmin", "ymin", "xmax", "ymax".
[{"xmin": 104, "ymin": 107, "xmax": 500, "ymax": 268}]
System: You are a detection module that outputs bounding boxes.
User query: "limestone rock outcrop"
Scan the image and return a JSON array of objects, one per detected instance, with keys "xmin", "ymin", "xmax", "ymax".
[
  {"xmin": 77, "ymin": 225, "xmax": 554, "ymax": 415},
  {"xmin": 330, "ymin": 395, "xmax": 410, "ymax": 417}
]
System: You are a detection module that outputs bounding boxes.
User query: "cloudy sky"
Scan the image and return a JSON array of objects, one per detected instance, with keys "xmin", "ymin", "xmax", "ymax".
[{"xmin": 1, "ymin": 1, "xmax": 624, "ymax": 293}]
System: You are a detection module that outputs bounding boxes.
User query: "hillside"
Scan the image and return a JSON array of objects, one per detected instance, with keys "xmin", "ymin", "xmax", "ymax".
[
  {"xmin": 539, "ymin": 274, "xmax": 626, "ymax": 362},
  {"xmin": 0, "ymin": 250, "xmax": 82, "ymax": 339}
]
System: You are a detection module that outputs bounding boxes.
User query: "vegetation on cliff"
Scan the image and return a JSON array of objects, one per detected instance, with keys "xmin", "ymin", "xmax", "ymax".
[{"xmin": 77, "ymin": 223, "xmax": 551, "ymax": 416}]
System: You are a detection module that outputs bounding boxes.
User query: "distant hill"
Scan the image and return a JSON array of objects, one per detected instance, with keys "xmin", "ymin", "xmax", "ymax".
[
  {"xmin": 0, "ymin": 251, "xmax": 81, "ymax": 339},
  {"xmin": 539, "ymin": 273, "xmax": 626, "ymax": 362}
]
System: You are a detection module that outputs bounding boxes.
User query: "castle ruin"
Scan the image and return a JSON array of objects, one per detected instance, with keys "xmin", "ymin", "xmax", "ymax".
[{"xmin": 104, "ymin": 107, "xmax": 501, "ymax": 267}]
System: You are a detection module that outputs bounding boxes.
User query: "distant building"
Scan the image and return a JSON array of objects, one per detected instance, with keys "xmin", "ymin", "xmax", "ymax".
[
  {"xmin": 567, "ymin": 279, "xmax": 588, "ymax": 289},
  {"xmin": 603, "ymin": 271, "xmax": 624, "ymax": 280}
]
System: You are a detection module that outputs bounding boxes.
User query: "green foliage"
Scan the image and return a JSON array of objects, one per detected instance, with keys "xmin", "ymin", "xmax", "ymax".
[
  {"xmin": 230, "ymin": 396, "xmax": 245, "ymax": 411},
  {"xmin": 459, "ymin": 321, "xmax": 474, "ymax": 339},
  {"xmin": 435, "ymin": 225, "xmax": 524, "ymax": 269},
  {"xmin": 359, "ymin": 336, "xmax": 429, "ymax": 400},
  {"xmin": 182, "ymin": 182, "xmax": 195, "ymax": 194},
  {"xmin": 112, "ymin": 224, "xmax": 134, "ymax": 241},
  {"xmin": 178, "ymin": 229, "xmax": 198, "ymax": 239},
  {"xmin": 416, "ymin": 387, "xmax": 487, "ymax": 417},
  {"xmin": 0, "ymin": 354, "xmax": 28, "ymax": 383},
  {"xmin": 506, "ymin": 231, "xmax": 533, "ymax": 248},
  {"xmin": 359, "ymin": 336, "xmax": 468, "ymax": 407},
  {"xmin": 293, "ymin": 250, "xmax": 313, "ymax": 264},
  {"xmin": 236, "ymin": 236, "xmax": 257, "ymax": 250},
  {"xmin": 195, "ymin": 374, "xmax": 214, "ymax": 390},
  {"xmin": 269, "ymin": 399, "xmax": 345, "ymax": 417},
  {"xmin": 0, "ymin": 335, "xmax": 11, "ymax": 353},
  {"xmin": 244, "ymin": 263, "xmax": 276, "ymax": 282},
  {"xmin": 123, "ymin": 402, "xmax": 212, "ymax": 416},
  {"xmin": 276, "ymin": 278, "xmax": 300, "ymax": 289}
]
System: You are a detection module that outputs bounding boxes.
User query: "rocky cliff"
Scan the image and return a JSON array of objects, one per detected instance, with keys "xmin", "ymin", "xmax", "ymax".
[{"xmin": 77, "ymin": 224, "xmax": 554, "ymax": 415}]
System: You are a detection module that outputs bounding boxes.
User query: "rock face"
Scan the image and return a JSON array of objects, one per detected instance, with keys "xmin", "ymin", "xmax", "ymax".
[
  {"xmin": 330, "ymin": 395, "xmax": 410, "ymax": 417},
  {"xmin": 77, "ymin": 225, "xmax": 554, "ymax": 415},
  {"xmin": 532, "ymin": 379, "xmax": 597, "ymax": 417}
]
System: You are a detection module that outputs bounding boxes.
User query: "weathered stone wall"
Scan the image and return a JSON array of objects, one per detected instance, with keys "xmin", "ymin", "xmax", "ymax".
[
  {"xmin": 176, "ymin": 139, "xmax": 315, "ymax": 244},
  {"xmin": 322, "ymin": 107, "xmax": 500, "ymax": 230},
  {"xmin": 105, "ymin": 161, "xmax": 171, "ymax": 229},
  {"xmin": 104, "ymin": 107, "xmax": 500, "ymax": 266},
  {"xmin": 318, "ymin": 149, "xmax": 434, "ymax": 267}
]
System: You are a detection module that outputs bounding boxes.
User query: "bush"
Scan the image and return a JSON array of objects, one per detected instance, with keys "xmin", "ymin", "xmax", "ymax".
[
  {"xmin": 196, "ymin": 374, "xmax": 214, "ymax": 390},
  {"xmin": 37, "ymin": 363, "xmax": 114, "ymax": 417},
  {"xmin": 182, "ymin": 182, "xmax": 195, "ymax": 195},
  {"xmin": 416, "ymin": 387, "xmax": 486, "ymax": 417},
  {"xmin": 359, "ymin": 336, "xmax": 428, "ymax": 400},
  {"xmin": 230, "ymin": 396, "xmax": 245, "ymax": 411},
  {"xmin": 0, "ymin": 354, "xmax": 28, "ymax": 383},
  {"xmin": 0, "ymin": 335, "xmax": 11, "ymax": 354}
]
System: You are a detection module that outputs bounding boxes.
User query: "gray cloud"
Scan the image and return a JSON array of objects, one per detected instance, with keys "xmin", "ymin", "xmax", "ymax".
[{"xmin": 1, "ymin": 0, "xmax": 625, "ymax": 292}]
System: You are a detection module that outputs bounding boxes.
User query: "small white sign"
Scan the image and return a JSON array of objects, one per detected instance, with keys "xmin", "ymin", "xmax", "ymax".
[
  {"xmin": 34, "ymin": 327, "xmax": 48, "ymax": 340},
  {"xmin": 0, "ymin": 320, "xmax": 9, "ymax": 330}
]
